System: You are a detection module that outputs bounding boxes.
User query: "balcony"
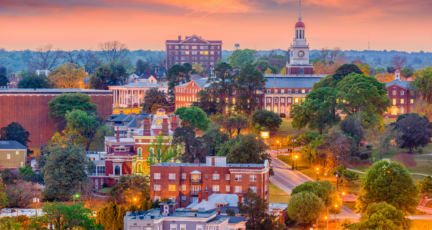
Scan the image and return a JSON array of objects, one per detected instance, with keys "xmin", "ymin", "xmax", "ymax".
[
  {"xmin": 190, "ymin": 178, "xmax": 201, "ymax": 183},
  {"xmin": 190, "ymin": 191, "xmax": 201, "ymax": 195}
]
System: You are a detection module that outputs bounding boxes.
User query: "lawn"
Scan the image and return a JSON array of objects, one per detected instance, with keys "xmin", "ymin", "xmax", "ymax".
[
  {"xmin": 269, "ymin": 182, "xmax": 290, "ymax": 203},
  {"xmin": 97, "ymin": 187, "xmax": 111, "ymax": 194}
]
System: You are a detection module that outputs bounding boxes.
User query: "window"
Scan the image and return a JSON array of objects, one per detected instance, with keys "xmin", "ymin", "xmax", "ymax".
[
  {"xmin": 275, "ymin": 89, "xmax": 278, "ymax": 93},
  {"xmin": 170, "ymin": 197, "xmax": 176, "ymax": 202},
  {"xmin": 154, "ymin": 173, "xmax": 161, "ymax": 180},
  {"xmin": 197, "ymin": 225, "xmax": 203, "ymax": 230},
  {"xmin": 410, "ymin": 99, "xmax": 414, "ymax": 104},
  {"xmin": 250, "ymin": 186, "xmax": 257, "ymax": 193},
  {"xmin": 401, "ymin": 91, "xmax": 404, "ymax": 95},
  {"xmin": 154, "ymin": 185, "xmax": 161, "ymax": 191},
  {"xmin": 275, "ymin": 98, "xmax": 278, "ymax": 103},
  {"xmin": 114, "ymin": 166, "xmax": 121, "ymax": 175},
  {"xmin": 210, "ymin": 51, "xmax": 214, "ymax": 55},
  {"xmin": 16, "ymin": 151, "xmax": 19, "ymax": 155},
  {"xmin": 175, "ymin": 46, "xmax": 179, "ymax": 49},
  {"xmin": 250, "ymin": 175, "xmax": 257, "ymax": 182},
  {"xmin": 235, "ymin": 175, "xmax": 242, "ymax": 181},
  {"xmin": 170, "ymin": 224, "xmax": 177, "ymax": 230},
  {"xmin": 226, "ymin": 174, "xmax": 230, "ymax": 180},
  {"xmin": 182, "ymin": 173, "xmax": 186, "ymax": 180},
  {"xmin": 302, "ymin": 89, "xmax": 306, "ymax": 94},
  {"xmin": 137, "ymin": 163, "xmax": 142, "ymax": 173},
  {"xmin": 169, "ymin": 185, "xmax": 176, "ymax": 191},
  {"xmin": 300, "ymin": 68, "xmax": 304, "ymax": 74},
  {"xmin": 212, "ymin": 185, "xmax": 220, "ymax": 192},
  {"xmin": 235, "ymin": 186, "xmax": 242, "ymax": 193},
  {"xmin": 288, "ymin": 89, "xmax": 292, "ymax": 93},
  {"xmin": 182, "ymin": 184, "xmax": 186, "ymax": 191},
  {"xmin": 181, "ymin": 196, "xmax": 186, "ymax": 202},
  {"xmin": 267, "ymin": 89, "xmax": 271, "ymax": 93},
  {"xmin": 169, "ymin": 173, "xmax": 176, "ymax": 180},
  {"xmin": 295, "ymin": 89, "xmax": 298, "ymax": 93},
  {"xmin": 192, "ymin": 51, "xmax": 198, "ymax": 55},
  {"xmin": 192, "ymin": 46, "xmax": 197, "ymax": 49},
  {"xmin": 294, "ymin": 98, "xmax": 299, "ymax": 104},
  {"xmin": 180, "ymin": 225, "xmax": 186, "ymax": 230},
  {"xmin": 288, "ymin": 98, "xmax": 292, "ymax": 103},
  {"xmin": 154, "ymin": 196, "xmax": 160, "ymax": 201},
  {"xmin": 213, "ymin": 174, "xmax": 220, "ymax": 180},
  {"xmin": 401, "ymin": 99, "xmax": 404, "ymax": 104},
  {"xmin": 137, "ymin": 148, "xmax": 142, "ymax": 157},
  {"xmin": 226, "ymin": 185, "xmax": 230, "ymax": 192},
  {"xmin": 7, "ymin": 154, "xmax": 10, "ymax": 160},
  {"xmin": 266, "ymin": 98, "xmax": 270, "ymax": 103},
  {"xmin": 281, "ymin": 98, "xmax": 285, "ymax": 103},
  {"xmin": 97, "ymin": 166, "xmax": 105, "ymax": 174},
  {"xmin": 393, "ymin": 90, "xmax": 396, "ymax": 95},
  {"xmin": 393, "ymin": 99, "xmax": 396, "ymax": 105}
]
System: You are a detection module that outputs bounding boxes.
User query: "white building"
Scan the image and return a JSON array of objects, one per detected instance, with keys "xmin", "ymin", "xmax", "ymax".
[
  {"xmin": 35, "ymin": 70, "xmax": 50, "ymax": 76},
  {"xmin": 109, "ymin": 79, "xmax": 168, "ymax": 108}
]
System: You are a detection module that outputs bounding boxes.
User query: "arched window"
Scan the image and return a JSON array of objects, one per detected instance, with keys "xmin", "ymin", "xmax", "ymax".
[
  {"xmin": 158, "ymin": 119, "xmax": 161, "ymax": 125},
  {"xmin": 114, "ymin": 166, "xmax": 120, "ymax": 175},
  {"xmin": 138, "ymin": 148, "xmax": 142, "ymax": 157},
  {"xmin": 274, "ymin": 106, "xmax": 278, "ymax": 114},
  {"xmin": 400, "ymin": 91, "xmax": 404, "ymax": 95},
  {"xmin": 137, "ymin": 163, "xmax": 142, "ymax": 173},
  {"xmin": 393, "ymin": 90, "xmax": 396, "ymax": 95},
  {"xmin": 267, "ymin": 106, "xmax": 270, "ymax": 111}
]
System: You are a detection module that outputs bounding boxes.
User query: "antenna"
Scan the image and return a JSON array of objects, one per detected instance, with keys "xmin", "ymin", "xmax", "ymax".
[{"xmin": 368, "ymin": 34, "xmax": 370, "ymax": 50}]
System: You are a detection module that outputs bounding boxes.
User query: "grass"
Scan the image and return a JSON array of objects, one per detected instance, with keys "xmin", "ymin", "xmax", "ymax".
[
  {"xmin": 269, "ymin": 182, "xmax": 290, "ymax": 203},
  {"xmin": 97, "ymin": 187, "xmax": 111, "ymax": 194}
]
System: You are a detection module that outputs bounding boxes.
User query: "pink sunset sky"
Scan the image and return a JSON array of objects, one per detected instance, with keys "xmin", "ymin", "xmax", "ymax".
[{"xmin": 0, "ymin": 0, "xmax": 431, "ymax": 52}]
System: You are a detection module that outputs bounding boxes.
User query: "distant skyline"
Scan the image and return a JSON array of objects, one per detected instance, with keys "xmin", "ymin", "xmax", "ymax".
[{"xmin": 0, "ymin": 0, "xmax": 431, "ymax": 52}]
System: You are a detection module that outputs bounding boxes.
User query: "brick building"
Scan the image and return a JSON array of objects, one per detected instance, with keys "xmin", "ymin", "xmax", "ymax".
[
  {"xmin": 166, "ymin": 35, "xmax": 222, "ymax": 72},
  {"xmin": 0, "ymin": 89, "xmax": 113, "ymax": 148},
  {"xmin": 150, "ymin": 156, "xmax": 270, "ymax": 208},
  {"xmin": 385, "ymin": 70, "xmax": 415, "ymax": 116}
]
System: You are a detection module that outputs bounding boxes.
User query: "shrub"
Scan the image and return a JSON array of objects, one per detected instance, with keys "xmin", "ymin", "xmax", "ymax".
[
  {"xmin": 366, "ymin": 145, "xmax": 373, "ymax": 151},
  {"xmin": 280, "ymin": 113, "xmax": 286, "ymax": 118},
  {"xmin": 391, "ymin": 153, "xmax": 417, "ymax": 168},
  {"xmin": 16, "ymin": 215, "xmax": 29, "ymax": 223},
  {"xmin": 287, "ymin": 192, "xmax": 325, "ymax": 225},
  {"xmin": 418, "ymin": 148, "xmax": 424, "ymax": 154},
  {"xmin": 359, "ymin": 152, "xmax": 369, "ymax": 160}
]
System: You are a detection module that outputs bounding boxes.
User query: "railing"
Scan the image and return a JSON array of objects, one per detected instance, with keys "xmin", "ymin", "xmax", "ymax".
[
  {"xmin": 190, "ymin": 178, "xmax": 201, "ymax": 183},
  {"xmin": 88, "ymin": 173, "xmax": 107, "ymax": 177},
  {"xmin": 190, "ymin": 191, "xmax": 201, "ymax": 195}
]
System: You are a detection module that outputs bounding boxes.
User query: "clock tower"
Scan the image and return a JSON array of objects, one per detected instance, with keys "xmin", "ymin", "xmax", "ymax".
[{"xmin": 287, "ymin": 0, "xmax": 313, "ymax": 75}]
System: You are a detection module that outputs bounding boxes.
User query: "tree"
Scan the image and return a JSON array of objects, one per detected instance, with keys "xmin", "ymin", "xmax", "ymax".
[
  {"xmin": 0, "ymin": 122, "xmax": 31, "ymax": 147},
  {"xmin": 96, "ymin": 202, "xmax": 126, "ymax": 230},
  {"xmin": 0, "ymin": 217, "xmax": 22, "ymax": 230},
  {"xmin": 0, "ymin": 177, "xmax": 8, "ymax": 209},
  {"xmin": 390, "ymin": 55, "xmax": 407, "ymax": 70},
  {"xmin": 193, "ymin": 89, "xmax": 219, "ymax": 115},
  {"xmin": 250, "ymin": 110, "xmax": 282, "ymax": 132},
  {"xmin": 413, "ymin": 67, "xmax": 432, "ymax": 104},
  {"xmin": 136, "ymin": 59, "xmax": 151, "ymax": 74},
  {"xmin": 417, "ymin": 176, "xmax": 432, "ymax": 197},
  {"xmin": 315, "ymin": 47, "xmax": 345, "ymax": 64},
  {"xmin": 89, "ymin": 62, "xmax": 128, "ymax": 89},
  {"xmin": 236, "ymin": 64, "xmax": 267, "ymax": 115},
  {"xmin": 339, "ymin": 115, "xmax": 364, "ymax": 146},
  {"xmin": 17, "ymin": 165, "xmax": 37, "ymax": 182},
  {"xmin": 400, "ymin": 67, "xmax": 414, "ymax": 79},
  {"xmin": 99, "ymin": 41, "xmax": 129, "ymax": 62},
  {"xmin": 287, "ymin": 192, "xmax": 325, "ymax": 225},
  {"xmin": 332, "ymin": 64, "xmax": 362, "ymax": 80},
  {"xmin": 174, "ymin": 106, "xmax": 210, "ymax": 131},
  {"xmin": 48, "ymin": 93, "xmax": 98, "ymax": 123},
  {"xmin": 172, "ymin": 126, "xmax": 206, "ymax": 163},
  {"xmin": 201, "ymin": 123, "xmax": 230, "ymax": 156},
  {"xmin": 291, "ymin": 87, "xmax": 340, "ymax": 134},
  {"xmin": 300, "ymin": 134, "xmax": 325, "ymax": 163},
  {"xmin": 238, "ymin": 188, "xmax": 285, "ymax": 230},
  {"xmin": 298, "ymin": 131, "xmax": 320, "ymax": 145},
  {"xmin": 228, "ymin": 49, "xmax": 256, "ymax": 68},
  {"xmin": 167, "ymin": 64, "xmax": 188, "ymax": 101},
  {"xmin": 374, "ymin": 72, "xmax": 394, "ymax": 83},
  {"xmin": 17, "ymin": 72, "xmax": 56, "ymax": 88},
  {"xmin": 344, "ymin": 202, "xmax": 411, "ymax": 230},
  {"xmin": 225, "ymin": 114, "xmax": 249, "ymax": 137},
  {"xmin": 192, "ymin": 62, "xmax": 204, "ymax": 73},
  {"xmin": 4, "ymin": 180, "xmax": 36, "ymax": 208},
  {"xmin": 63, "ymin": 109, "xmax": 101, "ymax": 151},
  {"xmin": 0, "ymin": 73, "xmax": 9, "ymax": 86},
  {"xmin": 264, "ymin": 68, "xmax": 272, "ymax": 74},
  {"xmin": 142, "ymin": 88, "xmax": 170, "ymax": 114},
  {"xmin": 291, "ymin": 180, "xmax": 342, "ymax": 214},
  {"xmin": 41, "ymin": 140, "xmax": 95, "ymax": 200},
  {"xmin": 109, "ymin": 175, "xmax": 150, "ymax": 205},
  {"xmin": 355, "ymin": 161, "xmax": 418, "ymax": 214},
  {"xmin": 207, "ymin": 62, "xmax": 236, "ymax": 115},
  {"xmin": 392, "ymin": 113, "xmax": 432, "ymax": 153},
  {"xmin": 77, "ymin": 49, "xmax": 101, "ymax": 74},
  {"xmin": 47, "ymin": 63, "xmax": 87, "ymax": 88},
  {"xmin": 27, "ymin": 44, "xmax": 63, "ymax": 70},
  {"xmin": 316, "ymin": 132, "xmax": 356, "ymax": 169},
  {"xmin": 146, "ymin": 132, "xmax": 175, "ymax": 168}
]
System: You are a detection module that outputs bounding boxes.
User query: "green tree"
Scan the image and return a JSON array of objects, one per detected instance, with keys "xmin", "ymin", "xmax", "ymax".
[
  {"xmin": 400, "ymin": 67, "xmax": 414, "ymax": 78},
  {"xmin": 0, "ymin": 217, "xmax": 21, "ymax": 230},
  {"xmin": 291, "ymin": 180, "xmax": 342, "ymax": 214},
  {"xmin": 252, "ymin": 60, "xmax": 271, "ymax": 73},
  {"xmin": 0, "ymin": 122, "xmax": 31, "ymax": 147},
  {"xmin": 236, "ymin": 64, "xmax": 267, "ymax": 115},
  {"xmin": 343, "ymin": 202, "xmax": 411, "ymax": 230},
  {"xmin": 356, "ymin": 161, "xmax": 418, "ymax": 214},
  {"xmin": 193, "ymin": 88, "xmax": 219, "ymax": 115},
  {"xmin": 63, "ymin": 109, "xmax": 101, "ymax": 151},
  {"xmin": 300, "ymin": 134, "xmax": 325, "ymax": 163},
  {"xmin": 89, "ymin": 62, "xmax": 128, "ymax": 89},
  {"xmin": 172, "ymin": 126, "xmax": 206, "ymax": 163},
  {"xmin": 298, "ymin": 131, "xmax": 320, "ymax": 145},
  {"xmin": 96, "ymin": 202, "xmax": 126, "ymax": 230},
  {"xmin": 0, "ymin": 72, "xmax": 9, "ymax": 87},
  {"xmin": 392, "ymin": 113, "xmax": 432, "ymax": 153},
  {"xmin": 413, "ymin": 67, "xmax": 432, "ymax": 104},
  {"xmin": 146, "ymin": 132, "xmax": 175, "ymax": 168},
  {"xmin": 287, "ymin": 192, "xmax": 325, "ymax": 225},
  {"xmin": 17, "ymin": 73, "xmax": 56, "ymax": 88},
  {"xmin": 339, "ymin": 114, "xmax": 364, "ymax": 146},
  {"xmin": 291, "ymin": 87, "xmax": 340, "ymax": 134},
  {"xmin": 41, "ymin": 140, "xmax": 95, "ymax": 200},
  {"xmin": 47, "ymin": 63, "xmax": 87, "ymax": 88},
  {"xmin": 167, "ymin": 64, "xmax": 189, "ymax": 102},
  {"xmin": 238, "ymin": 188, "xmax": 285, "ymax": 230},
  {"xmin": 135, "ymin": 59, "xmax": 151, "ymax": 74},
  {"xmin": 207, "ymin": 62, "xmax": 236, "ymax": 115},
  {"xmin": 174, "ymin": 106, "xmax": 210, "ymax": 131},
  {"xmin": 17, "ymin": 165, "xmax": 37, "ymax": 182},
  {"xmin": 48, "ymin": 93, "xmax": 98, "ymax": 124},
  {"xmin": 201, "ymin": 123, "xmax": 229, "ymax": 156},
  {"xmin": 141, "ymin": 88, "xmax": 170, "ymax": 114},
  {"xmin": 0, "ymin": 177, "xmax": 8, "ymax": 209},
  {"xmin": 222, "ymin": 114, "xmax": 249, "ymax": 138},
  {"xmin": 192, "ymin": 62, "xmax": 204, "ymax": 73},
  {"xmin": 228, "ymin": 49, "xmax": 256, "ymax": 68},
  {"xmin": 333, "ymin": 64, "xmax": 362, "ymax": 80},
  {"xmin": 109, "ymin": 175, "xmax": 150, "ymax": 205},
  {"xmin": 250, "ymin": 110, "xmax": 282, "ymax": 132},
  {"xmin": 316, "ymin": 132, "xmax": 357, "ymax": 168},
  {"xmin": 417, "ymin": 176, "xmax": 432, "ymax": 196}
]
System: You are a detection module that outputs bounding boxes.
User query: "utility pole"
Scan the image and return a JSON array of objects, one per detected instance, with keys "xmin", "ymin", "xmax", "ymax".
[{"xmin": 336, "ymin": 155, "xmax": 340, "ymax": 191}]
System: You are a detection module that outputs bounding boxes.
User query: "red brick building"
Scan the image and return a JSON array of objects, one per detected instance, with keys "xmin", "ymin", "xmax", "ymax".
[
  {"xmin": 150, "ymin": 156, "xmax": 270, "ymax": 208},
  {"xmin": 385, "ymin": 70, "xmax": 415, "ymax": 116},
  {"xmin": 0, "ymin": 89, "xmax": 113, "ymax": 148},
  {"xmin": 166, "ymin": 35, "xmax": 222, "ymax": 72}
]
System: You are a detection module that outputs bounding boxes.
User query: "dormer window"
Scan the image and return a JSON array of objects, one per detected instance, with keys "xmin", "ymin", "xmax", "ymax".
[{"xmin": 400, "ymin": 91, "xmax": 404, "ymax": 95}]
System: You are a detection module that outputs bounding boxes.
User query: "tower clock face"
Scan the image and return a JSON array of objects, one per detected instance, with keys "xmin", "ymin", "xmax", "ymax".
[{"xmin": 298, "ymin": 50, "xmax": 305, "ymax": 58}]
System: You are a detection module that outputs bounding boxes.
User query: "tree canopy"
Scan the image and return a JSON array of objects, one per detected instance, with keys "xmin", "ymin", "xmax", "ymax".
[
  {"xmin": 413, "ymin": 67, "xmax": 432, "ymax": 104},
  {"xmin": 18, "ymin": 72, "xmax": 56, "ymax": 88},
  {"xmin": 287, "ymin": 192, "xmax": 325, "ymax": 225},
  {"xmin": 48, "ymin": 93, "xmax": 98, "ymax": 123},
  {"xmin": 206, "ymin": 62, "xmax": 236, "ymax": 115},
  {"xmin": 235, "ymin": 64, "xmax": 267, "ymax": 115},
  {"xmin": 47, "ymin": 63, "xmax": 87, "ymax": 88},
  {"xmin": 142, "ymin": 88, "xmax": 170, "ymax": 114},
  {"xmin": 250, "ymin": 110, "xmax": 282, "ymax": 132},
  {"xmin": 167, "ymin": 64, "xmax": 189, "ymax": 102},
  {"xmin": 172, "ymin": 126, "xmax": 206, "ymax": 163},
  {"xmin": 174, "ymin": 106, "xmax": 210, "ymax": 131},
  {"xmin": 63, "ymin": 109, "xmax": 101, "ymax": 151},
  {"xmin": 391, "ymin": 113, "xmax": 432, "ymax": 153},
  {"xmin": 96, "ymin": 202, "xmax": 126, "ymax": 230},
  {"xmin": 228, "ymin": 49, "xmax": 256, "ymax": 68},
  {"xmin": 0, "ymin": 122, "xmax": 31, "ymax": 147},
  {"xmin": 89, "ymin": 62, "xmax": 128, "ymax": 89}
]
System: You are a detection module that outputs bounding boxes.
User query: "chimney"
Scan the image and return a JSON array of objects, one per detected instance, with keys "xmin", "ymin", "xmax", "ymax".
[
  {"xmin": 178, "ymin": 35, "xmax": 181, "ymax": 41},
  {"xmin": 162, "ymin": 118, "xmax": 169, "ymax": 135},
  {"xmin": 171, "ymin": 116, "xmax": 178, "ymax": 130},
  {"xmin": 134, "ymin": 78, "xmax": 138, "ymax": 86},
  {"xmin": 205, "ymin": 191, "xmax": 208, "ymax": 201},
  {"xmin": 216, "ymin": 205, "xmax": 220, "ymax": 214},
  {"xmin": 143, "ymin": 118, "xmax": 151, "ymax": 136},
  {"xmin": 136, "ymin": 116, "xmax": 141, "ymax": 128},
  {"xmin": 238, "ymin": 195, "xmax": 242, "ymax": 204},
  {"xmin": 198, "ymin": 192, "xmax": 202, "ymax": 203},
  {"xmin": 116, "ymin": 127, "xmax": 119, "ymax": 142},
  {"xmin": 194, "ymin": 159, "xmax": 199, "ymax": 164}
]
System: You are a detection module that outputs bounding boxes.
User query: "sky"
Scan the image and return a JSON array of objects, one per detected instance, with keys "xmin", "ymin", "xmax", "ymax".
[{"xmin": 0, "ymin": 0, "xmax": 431, "ymax": 52}]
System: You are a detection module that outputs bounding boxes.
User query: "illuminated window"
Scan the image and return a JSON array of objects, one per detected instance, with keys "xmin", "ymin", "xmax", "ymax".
[
  {"xmin": 233, "ymin": 98, "xmax": 236, "ymax": 104},
  {"xmin": 274, "ymin": 106, "xmax": 278, "ymax": 114},
  {"xmin": 294, "ymin": 98, "xmax": 299, "ymax": 104},
  {"xmin": 301, "ymin": 98, "xmax": 306, "ymax": 103},
  {"xmin": 267, "ymin": 106, "xmax": 270, "ymax": 111},
  {"xmin": 393, "ymin": 99, "xmax": 396, "ymax": 105},
  {"xmin": 169, "ymin": 185, "xmax": 176, "ymax": 191},
  {"xmin": 400, "ymin": 99, "xmax": 404, "ymax": 104},
  {"xmin": 275, "ymin": 89, "xmax": 278, "ymax": 93},
  {"xmin": 158, "ymin": 120, "xmax": 161, "ymax": 125},
  {"xmin": 7, "ymin": 154, "xmax": 10, "ymax": 160},
  {"xmin": 225, "ymin": 98, "xmax": 229, "ymax": 103},
  {"xmin": 137, "ymin": 163, "xmax": 142, "ymax": 173},
  {"xmin": 410, "ymin": 99, "xmax": 414, "ymax": 104},
  {"xmin": 16, "ymin": 151, "xmax": 19, "ymax": 155},
  {"xmin": 302, "ymin": 89, "xmax": 305, "ymax": 94}
]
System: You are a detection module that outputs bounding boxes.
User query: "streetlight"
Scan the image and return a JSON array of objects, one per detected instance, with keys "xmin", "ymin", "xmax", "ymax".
[
  {"xmin": 276, "ymin": 141, "xmax": 279, "ymax": 156},
  {"xmin": 73, "ymin": 194, "xmax": 80, "ymax": 204},
  {"xmin": 133, "ymin": 197, "xmax": 138, "ymax": 216},
  {"xmin": 292, "ymin": 139, "xmax": 296, "ymax": 156},
  {"xmin": 316, "ymin": 167, "xmax": 319, "ymax": 181},
  {"xmin": 334, "ymin": 204, "xmax": 338, "ymax": 223},
  {"xmin": 295, "ymin": 155, "xmax": 298, "ymax": 170},
  {"xmin": 316, "ymin": 216, "xmax": 328, "ymax": 230},
  {"xmin": 33, "ymin": 198, "xmax": 39, "ymax": 218}
]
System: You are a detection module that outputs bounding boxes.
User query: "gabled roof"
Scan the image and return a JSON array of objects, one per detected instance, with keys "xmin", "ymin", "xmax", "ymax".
[
  {"xmin": 175, "ymin": 78, "xmax": 208, "ymax": 88},
  {"xmin": 139, "ymin": 73, "xmax": 154, "ymax": 79},
  {"xmin": 181, "ymin": 35, "xmax": 210, "ymax": 44},
  {"xmin": 386, "ymin": 79, "xmax": 411, "ymax": 89},
  {"xmin": 0, "ymin": 141, "xmax": 27, "ymax": 149}
]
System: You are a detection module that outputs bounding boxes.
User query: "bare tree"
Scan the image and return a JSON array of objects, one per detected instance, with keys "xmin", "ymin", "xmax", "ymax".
[
  {"xmin": 28, "ymin": 44, "xmax": 63, "ymax": 70},
  {"xmin": 63, "ymin": 51, "xmax": 80, "ymax": 65},
  {"xmin": 316, "ymin": 47, "xmax": 345, "ymax": 64},
  {"xmin": 99, "ymin": 41, "xmax": 129, "ymax": 63},
  {"xmin": 390, "ymin": 55, "xmax": 407, "ymax": 70},
  {"xmin": 81, "ymin": 179, "xmax": 104, "ymax": 212},
  {"xmin": 77, "ymin": 49, "xmax": 101, "ymax": 74}
]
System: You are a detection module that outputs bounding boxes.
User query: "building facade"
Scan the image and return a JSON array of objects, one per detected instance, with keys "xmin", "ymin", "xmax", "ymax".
[
  {"xmin": 0, "ymin": 141, "xmax": 27, "ymax": 169},
  {"xmin": 109, "ymin": 80, "xmax": 168, "ymax": 108},
  {"xmin": 150, "ymin": 156, "xmax": 270, "ymax": 209},
  {"xmin": 166, "ymin": 35, "xmax": 222, "ymax": 72},
  {"xmin": 0, "ymin": 89, "xmax": 113, "ymax": 147},
  {"xmin": 385, "ymin": 70, "xmax": 415, "ymax": 116}
]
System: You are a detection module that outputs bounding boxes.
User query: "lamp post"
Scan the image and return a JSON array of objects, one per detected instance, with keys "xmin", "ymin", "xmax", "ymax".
[
  {"xmin": 133, "ymin": 197, "xmax": 137, "ymax": 216},
  {"xmin": 33, "ymin": 198, "xmax": 39, "ymax": 218},
  {"xmin": 334, "ymin": 204, "xmax": 338, "ymax": 223},
  {"xmin": 316, "ymin": 216, "xmax": 327, "ymax": 230},
  {"xmin": 316, "ymin": 167, "xmax": 319, "ymax": 181},
  {"xmin": 295, "ymin": 155, "xmax": 298, "ymax": 170},
  {"xmin": 292, "ymin": 139, "xmax": 296, "ymax": 156},
  {"xmin": 276, "ymin": 141, "xmax": 279, "ymax": 156},
  {"xmin": 336, "ymin": 155, "xmax": 340, "ymax": 191},
  {"xmin": 73, "ymin": 194, "xmax": 80, "ymax": 204}
]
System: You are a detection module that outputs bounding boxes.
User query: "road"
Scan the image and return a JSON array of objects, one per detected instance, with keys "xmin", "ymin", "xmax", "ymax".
[{"xmin": 268, "ymin": 149, "xmax": 360, "ymax": 220}]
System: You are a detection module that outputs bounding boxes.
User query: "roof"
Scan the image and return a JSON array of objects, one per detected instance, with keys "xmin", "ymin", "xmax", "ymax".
[
  {"xmin": 0, "ymin": 141, "xmax": 27, "ymax": 149},
  {"xmin": 295, "ymin": 21, "xmax": 305, "ymax": 28},
  {"xmin": 386, "ymin": 79, "xmax": 411, "ymax": 89},
  {"xmin": 206, "ymin": 215, "xmax": 229, "ymax": 224},
  {"xmin": 110, "ymin": 82, "xmax": 166, "ymax": 88},
  {"xmin": 190, "ymin": 74, "xmax": 203, "ymax": 80},
  {"xmin": 187, "ymin": 194, "xmax": 240, "ymax": 211},
  {"xmin": 127, "ymin": 208, "xmax": 217, "ymax": 220},
  {"xmin": 395, "ymin": 70, "xmax": 400, "ymax": 73},
  {"xmin": 139, "ymin": 73, "xmax": 154, "ymax": 79},
  {"xmin": 264, "ymin": 77, "xmax": 322, "ymax": 88},
  {"xmin": 219, "ymin": 215, "xmax": 246, "ymax": 224},
  {"xmin": 190, "ymin": 170, "xmax": 202, "ymax": 174},
  {"xmin": 175, "ymin": 78, "xmax": 208, "ymax": 88},
  {"xmin": 152, "ymin": 162, "xmax": 266, "ymax": 168}
]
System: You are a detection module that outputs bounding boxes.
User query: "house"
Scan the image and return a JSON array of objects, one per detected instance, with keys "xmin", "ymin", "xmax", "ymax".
[
  {"xmin": 0, "ymin": 141, "xmax": 27, "ymax": 169},
  {"xmin": 109, "ymin": 79, "xmax": 168, "ymax": 108},
  {"xmin": 385, "ymin": 70, "xmax": 416, "ymax": 116},
  {"xmin": 123, "ymin": 202, "xmax": 246, "ymax": 230},
  {"xmin": 139, "ymin": 72, "xmax": 158, "ymax": 84}
]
